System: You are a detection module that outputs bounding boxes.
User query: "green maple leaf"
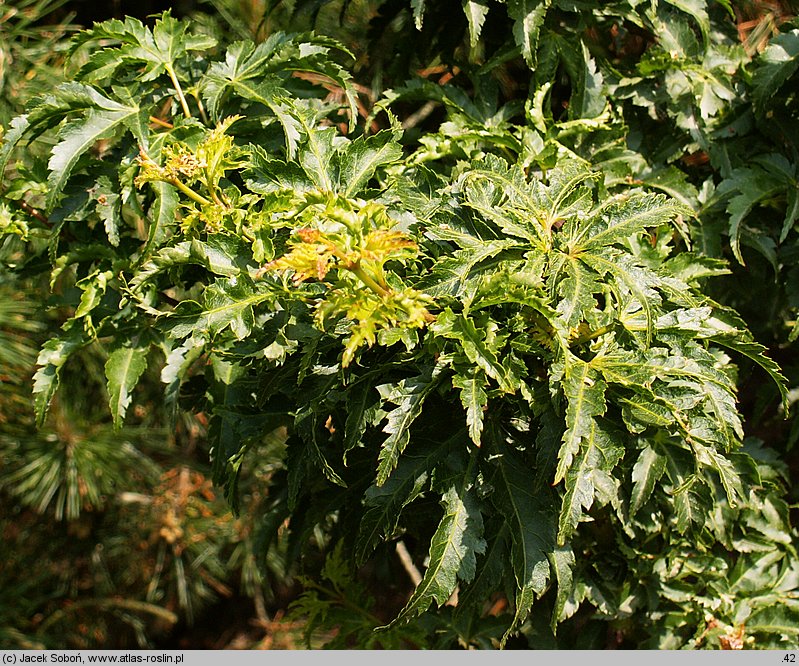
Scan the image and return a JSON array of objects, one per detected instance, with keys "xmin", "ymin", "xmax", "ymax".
[
  {"xmin": 385, "ymin": 483, "xmax": 486, "ymax": 626},
  {"xmin": 32, "ymin": 328, "xmax": 87, "ymax": 428},
  {"xmin": 507, "ymin": 0, "xmax": 552, "ymax": 66},
  {"xmin": 376, "ymin": 370, "xmax": 440, "ymax": 485},
  {"xmin": 491, "ymin": 441, "xmax": 558, "ymax": 643},
  {"xmin": 105, "ymin": 343, "xmax": 150, "ymax": 429},
  {"xmin": 71, "ymin": 13, "xmax": 216, "ymax": 84},
  {"xmin": 752, "ymin": 29, "xmax": 799, "ymax": 115}
]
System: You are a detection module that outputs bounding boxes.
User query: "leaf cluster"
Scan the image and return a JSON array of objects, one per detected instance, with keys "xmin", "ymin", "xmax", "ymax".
[{"xmin": 2, "ymin": 5, "xmax": 798, "ymax": 650}]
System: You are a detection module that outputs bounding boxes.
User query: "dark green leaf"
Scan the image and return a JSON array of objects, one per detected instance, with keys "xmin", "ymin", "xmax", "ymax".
[
  {"xmin": 338, "ymin": 125, "xmax": 403, "ymax": 196},
  {"xmin": 557, "ymin": 420, "xmax": 623, "ymax": 543},
  {"xmin": 105, "ymin": 344, "xmax": 149, "ymax": 428},
  {"xmin": 630, "ymin": 445, "xmax": 667, "ymax": 516},
  {"xmin": 576, "ymin": 193, "xmax": 687, "ymax": 251},
  {"xmin": 376, "ymin": 370, "xmax": 440, "ymax": 486},
  {"xmin": 46, "ymin": 98, "xmax": 141, "ymax": 211},
  {"xmin": 462, "ymin": 0, "xmax": 490, "ymax": 48},
  {"xmin": 32, "ymin": 329, "xmax": 86, "ymax": 428},
  {"xmin": 747, "ymin": 604, "xmax": 799, "ymax": 638},
  {"xmin": 752, "ymin": 29, "xmax": 799, "ymax": 114},
  {"xmin": 144, "ymin": 182, "xmax": 179, "ymax": 255},
  {"xmin": 355, "ymin": 433, "xmax": 458, "ymax": 564},
  {"xmin": 549, "ymin": 545, "xmax": 575, "ymax": 631},
  {"xmin": 507, "ymin": 0, "xmax": 551, "ymax": 66},
  {"xmin": 166, "ymin": 278, "xmax": 271, "ymax": 341},
  {"xmin": 432, "ymin": 310, "xmax": 519, "ymax": 393},
  {"xmin": 387, "ymin": 484, "xmax": 485, "ymax": 626},
  {"xmin": 343, "ymin": 377, "xmax": 379, "ymax": 459},
  {"xmin": 452, "ymin": 368, "xmax": 488, "ymax": 445},
  {"xmin": 710, "ymin": 337, "xmax": 789, "ymax": 413},
  {"xmin": 552, "ymin": 254, "xmax": 597, "ymax": 328},
  {"xmin": 554, "ymin": 359, "xmax": 607, "ymax": 484},
  {"xmin": 71, "ymin": 13, "xmax": 216, "ymax": 84},
  {"xmin": 0, "ymin": 115, "xmax": 30, "ymax": 176},
  {"xmin": 418, "ymin": 239, "xmax": 519, "ymax": 300},
  {"xmin": 90, "ymin": 175, "xmax": 121, "ymax": 247},
  {"xmin": 492, "ymin": 442, "xmax": 557, "ymax": 642}
]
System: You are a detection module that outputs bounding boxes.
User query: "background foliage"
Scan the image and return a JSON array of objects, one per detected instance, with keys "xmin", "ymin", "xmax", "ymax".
[{"xmin": 1, "ymin": 0, "xmax": 799, "ymax": 650}]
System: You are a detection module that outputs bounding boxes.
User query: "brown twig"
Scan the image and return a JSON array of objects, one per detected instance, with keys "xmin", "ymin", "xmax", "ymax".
[
  {"xmin": 13, "ymin": 199, "xmax": 51, "ymax": 227},
  {"xmin": 149, "ymin": 115, "xmax": 174, "ymax": 130},
  {"xmin": 402, "ymin": 101, "xmax": 438, "ymax": 130},
  {"xmin": 395, "ymin": 540, "xmax": 422, "ymax": 587}
]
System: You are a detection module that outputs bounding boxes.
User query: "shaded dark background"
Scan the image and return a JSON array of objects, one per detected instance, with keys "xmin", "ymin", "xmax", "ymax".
[{"xmin": 58, "ymin": 0, "xmax": 195, "ymax": 23}]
